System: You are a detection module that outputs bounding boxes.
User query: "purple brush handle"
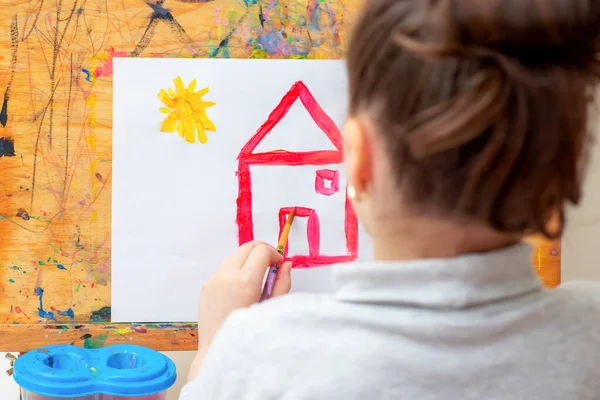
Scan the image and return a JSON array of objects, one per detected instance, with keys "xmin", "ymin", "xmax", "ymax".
[{"xmin": 260, "ymin": 263, "xmax": 280, "ymax": 302}]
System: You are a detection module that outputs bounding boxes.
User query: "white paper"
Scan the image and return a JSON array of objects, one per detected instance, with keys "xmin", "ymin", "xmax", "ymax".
[{"xmin": 112, "ymin": 58, "xmax": 372, "ymax": 322}]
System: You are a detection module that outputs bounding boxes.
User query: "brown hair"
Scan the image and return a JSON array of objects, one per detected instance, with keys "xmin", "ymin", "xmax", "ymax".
[{"xmin": 347, "ymin": 0, "xmax": 600, "ymax": 239}]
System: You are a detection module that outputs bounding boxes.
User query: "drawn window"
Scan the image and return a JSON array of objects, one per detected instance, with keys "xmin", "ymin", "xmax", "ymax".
[
  {"xmin": 315, "ymin": 169, "xmax": 340, "ymax": 196},
  {"xmin": 279, "ymin": 207, "xmax": 320, "ymax": 257}
]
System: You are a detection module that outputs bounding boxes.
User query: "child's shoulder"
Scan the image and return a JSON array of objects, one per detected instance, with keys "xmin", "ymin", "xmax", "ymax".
[
  {"xmin": 216, "ymin": 293, "xmax": 341, "ymax": 343},
  {"xmin": 210, "ymin": 294, "xmax": 340, "ymax": 360}
]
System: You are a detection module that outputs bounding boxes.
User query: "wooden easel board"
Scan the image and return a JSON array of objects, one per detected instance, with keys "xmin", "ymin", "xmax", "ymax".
[{"xmin": 0, "ymin": 0, "xmax": 561, "ymax": 352}]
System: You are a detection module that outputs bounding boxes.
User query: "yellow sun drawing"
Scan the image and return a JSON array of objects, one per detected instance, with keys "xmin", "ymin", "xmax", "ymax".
[{"xmin": 158, "ymin": 76, "xmax": 216, "ymax": 144}]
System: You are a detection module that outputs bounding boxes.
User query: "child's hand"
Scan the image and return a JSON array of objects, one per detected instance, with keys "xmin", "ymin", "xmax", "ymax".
[{"xmin": 189, "ymin": 241, "xmax": 292, "ymax": 382}]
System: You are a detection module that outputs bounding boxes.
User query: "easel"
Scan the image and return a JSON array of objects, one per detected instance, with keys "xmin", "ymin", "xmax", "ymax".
[{"xmin": 0, "ymin": 0, "xmax": 561, "ymax": 354}]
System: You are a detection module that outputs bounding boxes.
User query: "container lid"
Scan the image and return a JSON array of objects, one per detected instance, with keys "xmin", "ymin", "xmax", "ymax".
[{"xmin": 14, "ymin": 344, "xmax": 176, "ymax": 397}]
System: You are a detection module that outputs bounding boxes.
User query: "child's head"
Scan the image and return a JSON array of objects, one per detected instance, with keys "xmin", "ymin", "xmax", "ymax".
[{"xmin": 344, "ymin": 0, "xmax": 600, "ymax": 253}]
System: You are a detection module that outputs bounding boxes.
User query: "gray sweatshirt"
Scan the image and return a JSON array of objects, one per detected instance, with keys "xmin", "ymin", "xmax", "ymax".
[{"xmin": 180, "ymin": 243, "xmax": 600, "ymax": 399}]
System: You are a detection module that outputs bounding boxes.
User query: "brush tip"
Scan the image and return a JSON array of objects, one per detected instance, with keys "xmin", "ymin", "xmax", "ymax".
[{"xmin": 289, "ymin": 208, "xmax": 296, "ymax": 222}]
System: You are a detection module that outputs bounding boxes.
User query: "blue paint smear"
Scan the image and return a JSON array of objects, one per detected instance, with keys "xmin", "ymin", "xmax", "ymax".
[
  {"xmin": 257, "ymin": 31, "xmax": 285, "ymax": 54},
  {"xmin": 34, "ymin": 287, "xmax": 56, "ymax": 320},
  {"xmin": 81, "ymin": 69, "xmax": 92, "ymax": 82},
  {"xmin": 251, "ymin": 32, "xmax": 310, "ymax": 58},
  {"xmin": 34, "ymin": 287, "xmax": 75, "ymax": 322},
  {"xmin": 308, "ymin": 4, "xmax": 322, "ymax": 31},
  {"xmin": 57, "ymin": 264, "xmax": 67, "ymax": 270},
  {"xmin": 58, "ymin": 308, "xmax": 75, "ymax": 320}
]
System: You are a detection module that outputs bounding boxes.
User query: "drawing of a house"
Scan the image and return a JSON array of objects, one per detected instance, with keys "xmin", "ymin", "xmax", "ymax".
[{"xmin": 236, "ymin": 81, "xmax": 358, "ymax": 268}]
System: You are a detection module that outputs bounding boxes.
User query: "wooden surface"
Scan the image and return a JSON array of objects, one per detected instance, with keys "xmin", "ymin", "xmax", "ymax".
[
  {"xmin": 0, "ymin": 0, "xmax": 561, "ymax": 352},
  {"xmin": 0, "ymin": 323, "xmax": 197, "ymax": 353}
]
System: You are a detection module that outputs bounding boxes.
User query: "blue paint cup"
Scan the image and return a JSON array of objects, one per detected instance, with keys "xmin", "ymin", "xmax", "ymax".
[{"xmin": 14, "ymin": 344, "xmax": 176, "ymax": 399}]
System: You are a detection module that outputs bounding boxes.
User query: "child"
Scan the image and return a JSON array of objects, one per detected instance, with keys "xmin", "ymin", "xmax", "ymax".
[{"xmin": 181, "ymin": 0, "xmax": 600, "ymax": 398}]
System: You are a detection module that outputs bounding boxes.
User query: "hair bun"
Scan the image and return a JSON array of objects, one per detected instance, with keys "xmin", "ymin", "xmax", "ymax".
[{"xmin": 438, "ymin": 0, "xmax": 600, "ymax": 67}]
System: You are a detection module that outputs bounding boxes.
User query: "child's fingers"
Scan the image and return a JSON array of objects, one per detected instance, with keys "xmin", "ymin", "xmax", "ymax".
[
  {"xmin": 242, "ymin": 244, "xmax": 284, "ymax": 286},
  {"xmin": 220, "ymin": 240, "xmax": 269, "ymax": 271},
  {"xmin": 272, "ymin": 261, "xmax": 292, "ymax": 297}
]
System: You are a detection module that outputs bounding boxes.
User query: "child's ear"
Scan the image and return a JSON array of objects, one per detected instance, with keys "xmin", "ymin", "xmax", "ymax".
[{"xmin": 343, "ymin": 118, "xmax": 372, "ymax": 196}]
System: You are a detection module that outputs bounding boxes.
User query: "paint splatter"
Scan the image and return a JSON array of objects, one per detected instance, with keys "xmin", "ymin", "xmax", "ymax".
[
  {"xmin": 8, "ymin": 279, "xmax": 14, "ymax": 283},
  {"xmin": 16, "ymin": 208, "xmax": 30, "ymax": 220},
  {"xmin": 133, "ymin": 326, "xmax": 148, "ymax": 334},
  {"xmin": 34, "ymin": 287, "xmax": 56, "ymax": 320},
  {"xmin": 34, "ymin": 287, "xmax": 74, "ymax": 322},
  {"xmin": 84, "ymin": 47, "xmax": 127, "ymax": 82},
  {"xmin": 83, "ymin": 333, "xmax": 108, "ymax": 349},
  {"xmin": 81, "ymin": 68, "xmax": 92, "ymax": 82},
  {"xmin": 158, "ymin": 76, "xmax": 216, "ymax": 144},
  {"xmin": 57, "ymin": 264, "xmax": 66, "ymax": 270},
  {"xmin": 14, "ymin": 306, "xmax": 28, "ymax": 318},
  {"xmin": 113, "ymin": 328, "xmax": 134, "ymax": 335},
  {"xmin": 89, "ymin": 306, "xmax": 111, "ymax": 323},
  {"xmin": 55, "ymin": 308, "xmax": 75, "ymax": 320},
  {"xmin": 0, "ymin": 137, "xmax": 15, "ymax": 157}
]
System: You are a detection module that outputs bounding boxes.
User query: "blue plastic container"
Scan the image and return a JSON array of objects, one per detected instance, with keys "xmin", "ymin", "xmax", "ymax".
[{"xmin": 13, "ymin": 344, "xmax": 176, "ymax": 399}]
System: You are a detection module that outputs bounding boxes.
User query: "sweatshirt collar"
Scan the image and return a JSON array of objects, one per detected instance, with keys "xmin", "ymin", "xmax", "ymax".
[{"xmin": 333, "ymin": 243, "xmax": 542, "ymax": 308}]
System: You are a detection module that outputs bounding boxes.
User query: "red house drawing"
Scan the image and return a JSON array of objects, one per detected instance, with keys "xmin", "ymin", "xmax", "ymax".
[{"xmin": 236, "ymin": 81, "xmax": 358, "ymax": 268}]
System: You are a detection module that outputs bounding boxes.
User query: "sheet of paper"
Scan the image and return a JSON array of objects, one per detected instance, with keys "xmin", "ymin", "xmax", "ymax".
[{"xmin": 112, "ymin": 58, "xmax": 372, "ymax": 322}]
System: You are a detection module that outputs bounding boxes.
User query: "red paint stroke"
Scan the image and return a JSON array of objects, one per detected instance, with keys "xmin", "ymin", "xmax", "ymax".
[
  {"xmin": 288, "ymin": 255, "xmax": 357, "ymax": 268},
  {"xmin": 315, "ymin": 169, "xmax": 340, "ymax": 196},
  {"xmin": 237, "ymin": 81, "xmax": 343, "ymax": 158},
  {"xmin": 236, "ymin": 162, "xmax": 254, "ymax": 244},
  {"xmin": 133, "ymin": 326, "xmax": 148, "ymax": 334},
  {"xmin": 236, "ymin": 81, "xmax": 358, "ymax": 268},
  {"xmin": 14, "ymin": 306, "xmax": 29, "ymax": 318},
  {"xmin": 279, "ymin": 207, "xmax": 320, "ymax": 257},
  {"xmin": 95, "ymin": 46, "xmax": 128, "ymax": 79},
  {"xmin": 242, "ymin": 150, "xmax": 342, "ymax": 166}
]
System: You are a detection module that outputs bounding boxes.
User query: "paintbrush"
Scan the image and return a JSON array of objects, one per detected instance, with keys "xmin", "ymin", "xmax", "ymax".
[{"xmin": 260, "ymin": 208, "xmax": 296, "ymax": 302}]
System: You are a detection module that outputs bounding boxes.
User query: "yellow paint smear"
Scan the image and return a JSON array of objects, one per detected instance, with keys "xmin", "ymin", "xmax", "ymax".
[{"xmin": 113, "ymin": 328, "xmax": 135, "ymax": 335}]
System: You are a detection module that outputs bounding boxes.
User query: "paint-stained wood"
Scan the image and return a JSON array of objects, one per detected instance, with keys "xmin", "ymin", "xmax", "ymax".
[
  {"xmin": 0, "ymin": 323, "xmax": 198, "ymax": 352},
  {"xmin": 0, "ymin": 0, "xmax": 561, "ymax": 352}
]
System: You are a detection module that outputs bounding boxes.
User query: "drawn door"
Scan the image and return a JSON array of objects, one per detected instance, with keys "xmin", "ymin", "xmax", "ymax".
[{"xmin": 278, "ymin": 207, "xmax": 320, "ymax": 259}]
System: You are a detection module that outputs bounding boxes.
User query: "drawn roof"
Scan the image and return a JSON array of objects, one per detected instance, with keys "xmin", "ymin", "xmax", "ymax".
[{"xmin": 237, "ymin": 81, "xmax": 343, "ymax": 165}]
